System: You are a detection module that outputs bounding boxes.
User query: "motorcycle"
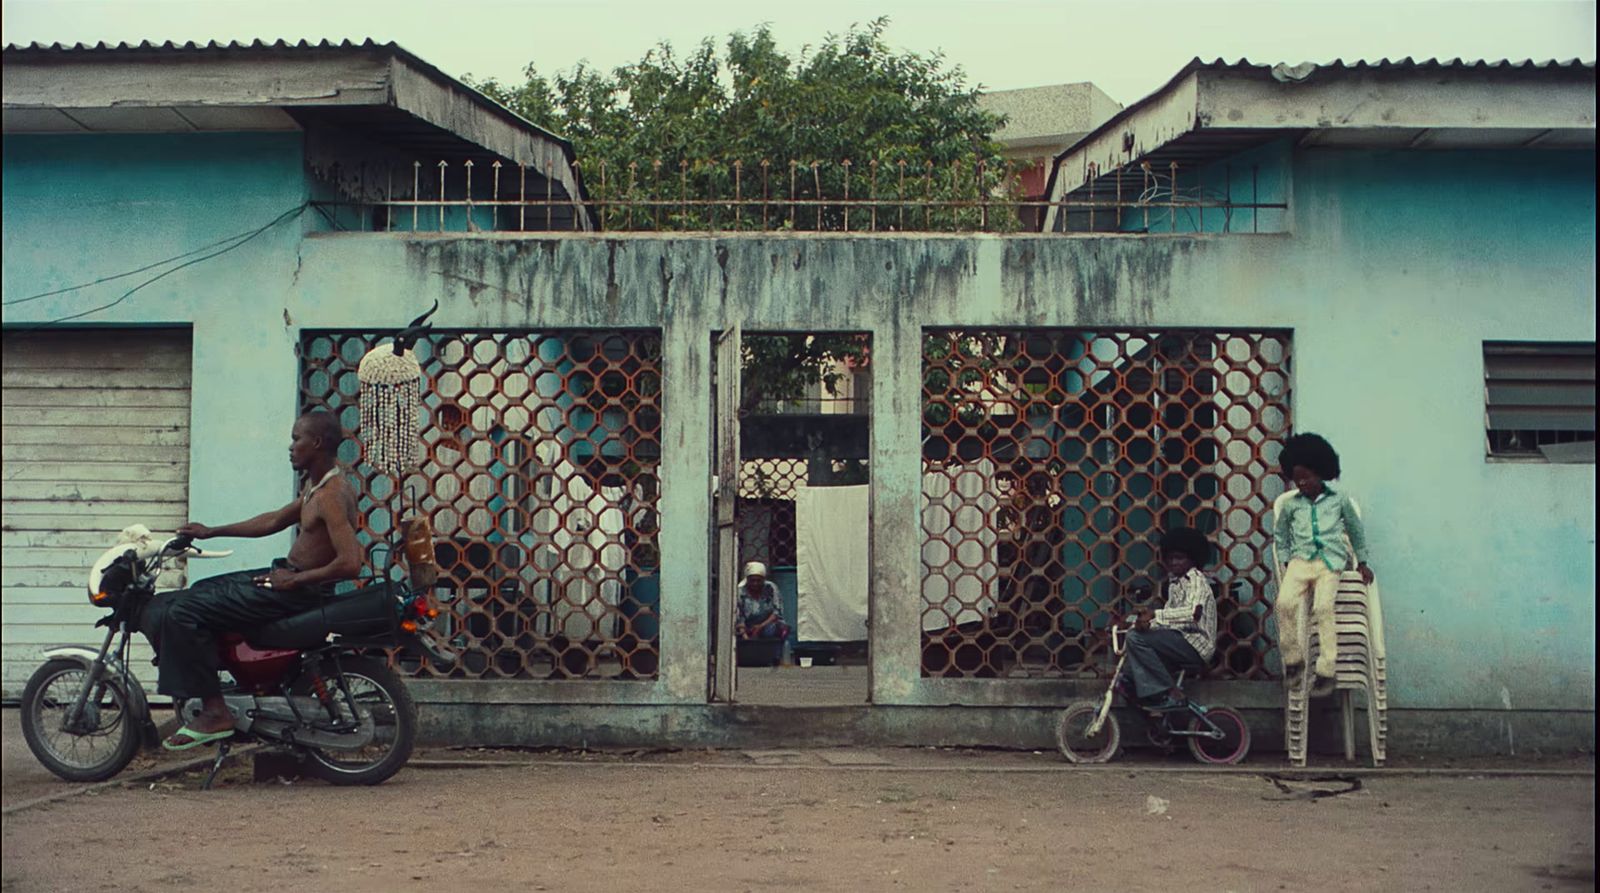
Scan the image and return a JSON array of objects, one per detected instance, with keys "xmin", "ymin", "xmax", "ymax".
[{"xmin": 19, "ymin": 525, "xmax": 446, "ymax": 788}]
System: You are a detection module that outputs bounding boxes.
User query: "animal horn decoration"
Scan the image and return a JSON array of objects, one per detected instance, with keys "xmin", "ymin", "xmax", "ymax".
[{"xmin": 356, "ymin": 301, "xmax": 438, "ymax": 475}]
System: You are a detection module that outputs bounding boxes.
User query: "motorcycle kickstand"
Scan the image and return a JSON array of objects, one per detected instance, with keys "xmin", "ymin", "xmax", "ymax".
[{"xmin": 201, "ymin": 740, "xmax": 232, "ymax": 791}]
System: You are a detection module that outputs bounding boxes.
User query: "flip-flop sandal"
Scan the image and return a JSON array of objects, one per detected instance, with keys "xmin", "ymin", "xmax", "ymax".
[{"xmin": 162, "ymin": 725, "xmax": 235, "ymax": 751}]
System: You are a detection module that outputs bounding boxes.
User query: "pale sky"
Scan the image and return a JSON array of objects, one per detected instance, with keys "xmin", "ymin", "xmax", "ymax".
[{"xmin": 2, "ymin": 0, "xmax": 1594, "ymax": 108}]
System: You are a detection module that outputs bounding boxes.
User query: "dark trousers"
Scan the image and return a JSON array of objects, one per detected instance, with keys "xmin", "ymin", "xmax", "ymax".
[
  {"xmin": 1123, "ymin": 628, "xmax": 1205, "ymax": 700},
  {"xmin": 141, "ymin": 563, "xmax": 327, "ymax": 699},
  {"xmin": 743, "ymin": 620, "xmax": 790, "ymax": 641}
]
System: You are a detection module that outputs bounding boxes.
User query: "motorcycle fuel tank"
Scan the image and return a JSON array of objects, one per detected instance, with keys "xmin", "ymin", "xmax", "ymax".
[{"xmin": 219, "ymin": 634, "xmax": 301, "ymax": 690}]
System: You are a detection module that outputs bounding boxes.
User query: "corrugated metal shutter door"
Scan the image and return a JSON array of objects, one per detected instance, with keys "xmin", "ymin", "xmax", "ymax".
[{"xmin": 2, "ymin": 329, "xmax": 192, "ymax": 699}]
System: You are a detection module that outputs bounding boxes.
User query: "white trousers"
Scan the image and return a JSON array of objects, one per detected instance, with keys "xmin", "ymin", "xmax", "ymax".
[{"xmin": 1277, "ymin": 557, "xmax": 1340, "ymax": 677}]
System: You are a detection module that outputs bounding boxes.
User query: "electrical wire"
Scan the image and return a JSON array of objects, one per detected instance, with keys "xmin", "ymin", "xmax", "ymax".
[
  {"xmin": 4, "ymin": 203, "xmax": 313, "ymax": 307},
  {"xmin": 4, "ymin": 203, "xmax": 310, "ymax": 330}
]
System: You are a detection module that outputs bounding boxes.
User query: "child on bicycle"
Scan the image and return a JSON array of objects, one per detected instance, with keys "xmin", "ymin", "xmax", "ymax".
[
  {"xmin": 1123, "ymin": 526, "xmax": 1218, "ymax": 712},
  {"xmin": 1272, "ymin": 432, "xmax": 1373, "ymax": 697}
]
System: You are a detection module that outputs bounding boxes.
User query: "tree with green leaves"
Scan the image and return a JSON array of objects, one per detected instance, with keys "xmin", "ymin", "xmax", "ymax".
[{"xmin": 469, "ymin": 17, "xmax": 1016, "ymax": 235}]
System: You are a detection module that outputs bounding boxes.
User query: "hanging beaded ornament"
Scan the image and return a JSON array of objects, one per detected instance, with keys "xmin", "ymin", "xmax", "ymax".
[{"xmin": 357, "ymin": 342, "xmax": 423, "ymax": 475}]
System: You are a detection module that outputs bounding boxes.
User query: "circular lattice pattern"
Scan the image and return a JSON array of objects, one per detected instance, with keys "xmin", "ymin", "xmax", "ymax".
[
  {"xmin": 920, "ymin": 329, "xmax": 1291, "ymax": 680},
  {"xmin": 303, "ymin": 330, "xmax": 664, "ymax": 681}
]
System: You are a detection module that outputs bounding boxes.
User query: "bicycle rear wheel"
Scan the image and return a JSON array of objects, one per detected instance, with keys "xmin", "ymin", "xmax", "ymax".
[{"xmin": 1187, "ymin": 705, "xmax": 1251, "ymax": 764}]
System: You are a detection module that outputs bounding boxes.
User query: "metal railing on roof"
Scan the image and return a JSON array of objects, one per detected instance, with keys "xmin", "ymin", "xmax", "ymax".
[{"xmin": 309, "ymin": 157, "xmax": 1286, "ymax": 235}]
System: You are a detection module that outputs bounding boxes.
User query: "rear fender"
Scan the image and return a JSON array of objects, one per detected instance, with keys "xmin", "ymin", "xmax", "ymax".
[{"xmin": 40, "ymin": 645, "xmax": 158, "ymax": 743}]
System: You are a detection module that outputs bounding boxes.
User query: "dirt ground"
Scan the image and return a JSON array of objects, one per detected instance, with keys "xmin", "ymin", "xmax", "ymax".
[{"xmin": 2, "ymin": 711, "xmax": 1594, "ymax": 893}]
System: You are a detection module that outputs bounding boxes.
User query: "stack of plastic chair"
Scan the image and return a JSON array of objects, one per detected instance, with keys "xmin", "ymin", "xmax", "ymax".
[
  {"xmin": 1286, "ymin": 574, "xmax": 1388, "ymax": 766},
  {"xmin": 1334, "ymin": 574, "xmax": 1388, "ymax": 765},
  {"xmin": 1273, "ymin": 491, "xmax": 1389, "ymax": 767}
]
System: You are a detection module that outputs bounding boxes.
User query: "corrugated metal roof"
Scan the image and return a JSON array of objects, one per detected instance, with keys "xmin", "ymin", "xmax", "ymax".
[
  {"xmin": 3, "ymin": 38, "xmax": 397, "ymax": 53},
  {"xmin": 1187, "ymin": 56, "xmax": 1594, "ymax": 73},
  {"xmin": 1058, "ymin": 56, "xmax": 1597, "ymax": 166},
  {"xmin": 1038, "ymin": 56, "xmax": 1595, "ymax": 230},
  {"xmin": 3, "ymin": 38, "xmax": 573, "ymax": 151}
]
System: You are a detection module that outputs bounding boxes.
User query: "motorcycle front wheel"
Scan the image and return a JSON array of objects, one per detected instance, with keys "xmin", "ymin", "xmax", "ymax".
[
  {"xmin": 20, "ymin": 659, "xmax": 143, "ymax": 783},
  {"xmin": 294, "ymin": 655, "xmax": 417, "ymax": 786}
]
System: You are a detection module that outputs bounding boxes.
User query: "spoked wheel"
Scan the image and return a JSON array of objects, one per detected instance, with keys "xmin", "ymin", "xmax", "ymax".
[
  {"xmin": 1055, "ymin": 699, "xmax": 1121, "ymax": 764},
  {"xmin": 296, "ymin": 656, "xmax": 417, "ymax": 786},
  {"xmin": 20, "ymin": 659, "xmax": 143, "ymax": 783},
  {"xmin": 1187, "ymin": 705, "xmax": 1252, "ymax": 765}
]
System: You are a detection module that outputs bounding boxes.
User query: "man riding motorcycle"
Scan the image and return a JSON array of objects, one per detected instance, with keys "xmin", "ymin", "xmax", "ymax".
[{"xmin": 145, "ymin": 410, "xmax": 362, "ymax": 750}]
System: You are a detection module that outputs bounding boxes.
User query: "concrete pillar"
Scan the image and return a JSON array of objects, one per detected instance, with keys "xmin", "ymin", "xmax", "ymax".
[
  {"xmin": 655, "ymin": 250, "xmax": 712, "ymax": 703},
  {"xmin": 869, "ymin": 306, "xmax": 925, "ymax": 704}
]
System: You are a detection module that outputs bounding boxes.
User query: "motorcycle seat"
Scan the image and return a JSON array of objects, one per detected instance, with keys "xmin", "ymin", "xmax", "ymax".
[{"xmin": 249, "ymin": 585, "xmax": 400, "ymax": 651}]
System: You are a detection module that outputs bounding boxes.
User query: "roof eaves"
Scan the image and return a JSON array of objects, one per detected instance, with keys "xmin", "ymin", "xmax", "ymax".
[
  {"xmin": 2, "ymin": 38, "xmax": 575, "ymax": 156},
  {"xmin": 1036, "ymin": 56, "xmax": 1598, "ymax": 230},
  {"xmin": 1044, "ymin": 56, "xmax": 1597, "ymax": 183},
  {"xmin": 1037, "ymin": 57, "xmax": 1208, "ymax": 225}
]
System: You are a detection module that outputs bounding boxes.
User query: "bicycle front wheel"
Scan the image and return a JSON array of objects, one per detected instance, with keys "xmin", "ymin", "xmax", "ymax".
[{"xmin": 1055, "ymin": 699, "xmax": 1120, "ymax": 764}]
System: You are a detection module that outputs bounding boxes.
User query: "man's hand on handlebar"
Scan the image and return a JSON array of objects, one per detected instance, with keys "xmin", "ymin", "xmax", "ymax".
[
  {"xmin": 177, "ymin": 522, "xmax": 214, "ymax": 539},
  {"xmin": 1134, "ymin": 609, "xmax": 1154, "ymax": 631}
]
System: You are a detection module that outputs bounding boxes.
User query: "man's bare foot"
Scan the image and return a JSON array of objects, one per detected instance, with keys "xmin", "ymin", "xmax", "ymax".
[
  {"xmin": 165, "ymin": 702, "xmax": 235, "ymax": 746},
  {"xmin": 187, "ymin": 709, "xmax": 235, "ymax": 735},
  {"xmin": 163, "ymin": 708, "xmax": 235, "ymax": 751}
]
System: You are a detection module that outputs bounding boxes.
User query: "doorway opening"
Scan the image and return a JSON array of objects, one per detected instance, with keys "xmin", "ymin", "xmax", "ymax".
[{"xmin": 711, "ymin": 331, "xmax": 873, "ymax": 706}]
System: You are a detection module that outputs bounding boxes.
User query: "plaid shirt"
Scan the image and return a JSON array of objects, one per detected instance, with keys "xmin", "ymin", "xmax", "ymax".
[{"xmin": 1152, "ymin": 568, "xmax": 1217, "ymax": 661}]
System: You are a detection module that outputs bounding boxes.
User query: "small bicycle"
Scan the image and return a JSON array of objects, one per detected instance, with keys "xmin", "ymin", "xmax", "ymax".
[{"xmin": 1055, "ymin": 620, "xmax": 1252, "ymax": 764}]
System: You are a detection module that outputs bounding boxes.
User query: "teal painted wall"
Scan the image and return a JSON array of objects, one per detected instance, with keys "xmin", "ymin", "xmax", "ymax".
[
  {"xmin": 2, "ymin": 132, "xmax": 311, "ymax": 572},
  {"xmin": 1281, "ymin": 148, "xmax": 1596, "ymax": 713},
  {"xmin": 4, "ymin": 134, "xmax": 1594, "ymax": 723}
]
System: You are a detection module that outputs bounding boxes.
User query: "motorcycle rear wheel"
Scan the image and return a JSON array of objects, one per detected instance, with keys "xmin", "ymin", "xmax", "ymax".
[
  {"xmin": 20, "ymin": 659, "xmax": 143, "ymax": 783},
  {"xmin": 295, "ymin": 655, "xmax": 417, "ymax": 786}
]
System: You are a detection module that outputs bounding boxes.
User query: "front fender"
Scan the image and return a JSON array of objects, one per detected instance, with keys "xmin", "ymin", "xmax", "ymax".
[{"xmin": 40, "ymin": 646, "xmax": 157, "ymax": 738}]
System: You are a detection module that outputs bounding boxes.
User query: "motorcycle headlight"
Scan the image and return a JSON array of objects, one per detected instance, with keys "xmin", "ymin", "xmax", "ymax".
[{"xmin": 89, "ymin": 557, "xmax": 134, "ymax": 607}]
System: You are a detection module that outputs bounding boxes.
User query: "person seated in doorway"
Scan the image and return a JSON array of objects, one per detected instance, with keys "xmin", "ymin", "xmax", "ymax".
[
  {"xmin": 142, "ymin": 411, "xmax": 363, "ymax": 750},
  {"xmin": 735, "ymin": 561, "xmax": 790, "ymax": 641},
  {"xmin": 1122, "ymin": 527, "xmax": 1218, "ymax": 713}
]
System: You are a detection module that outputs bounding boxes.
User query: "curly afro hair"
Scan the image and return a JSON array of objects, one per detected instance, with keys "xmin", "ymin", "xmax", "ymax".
[
  {"xmin": 1280, "ymin": 432, "xmax": 1342, "ymax": 481},
  {"xmin": 1159, "ymin": 526, "xmax": 1212, "ymax": 568}
]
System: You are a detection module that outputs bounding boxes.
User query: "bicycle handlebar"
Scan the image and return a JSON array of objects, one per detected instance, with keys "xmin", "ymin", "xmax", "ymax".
[{"xmin": 1109, "ymin": 618, "xmax": 1138, "ymax": 654}]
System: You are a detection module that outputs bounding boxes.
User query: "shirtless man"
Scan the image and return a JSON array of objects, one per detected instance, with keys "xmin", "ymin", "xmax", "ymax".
[{"xmin": 152, "ymin": 411, "xmax": 363, "ymax": 750}]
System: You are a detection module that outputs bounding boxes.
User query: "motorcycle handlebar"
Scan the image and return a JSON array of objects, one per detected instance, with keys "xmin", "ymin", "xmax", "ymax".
[{"xmin": 159, "ymin": 535, "xmax": 232, "ymax": 559}]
